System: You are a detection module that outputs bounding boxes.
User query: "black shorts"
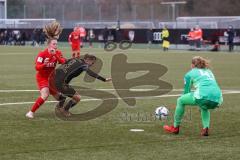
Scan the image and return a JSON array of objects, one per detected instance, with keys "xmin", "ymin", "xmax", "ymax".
[
  {"xmin": 49, "ymin": 70, "xmax": 76, "ymax": 98},
  {"xmin": 56, "ymin": 83, "xmax": 76, "ymax": 97}
]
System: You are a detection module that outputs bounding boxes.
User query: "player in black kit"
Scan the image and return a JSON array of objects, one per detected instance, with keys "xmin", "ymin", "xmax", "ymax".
[{"xmin": 49, "ymin": 54, "xmax": 111, "ymax": 117}]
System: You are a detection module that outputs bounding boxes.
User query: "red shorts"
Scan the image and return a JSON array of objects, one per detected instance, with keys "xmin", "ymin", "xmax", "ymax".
[
  {"xmin": 71, "ymin": 43, "xmax": 80, "ymax": 51},
  {"xmin": 36, "ymin": 77, "xmax": 57, "ymax": 95}
]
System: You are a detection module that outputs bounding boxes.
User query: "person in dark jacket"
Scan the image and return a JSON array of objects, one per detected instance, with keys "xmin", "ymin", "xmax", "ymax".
[{"xmin": 227, "ymin": 25, "xmax": 235, "ymax": 52}]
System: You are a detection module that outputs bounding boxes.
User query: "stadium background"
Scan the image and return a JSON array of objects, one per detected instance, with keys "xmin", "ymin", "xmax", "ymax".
[{"xmin": 1, "ymin": 0, "xmax": 240, "ymax": 47}]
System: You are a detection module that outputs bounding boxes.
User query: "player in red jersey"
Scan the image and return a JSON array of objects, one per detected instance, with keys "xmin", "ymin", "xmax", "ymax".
[
  {"xmin": 68, "ymin": 27, "xmax": 81, "ymax": 58},
  {"xmin": 26, "ymin": 21, "xmax": 67, "ymax": 119},
  {"xmin": 68, "ymin": 27, "xmax": 86, "ymax": 58}
]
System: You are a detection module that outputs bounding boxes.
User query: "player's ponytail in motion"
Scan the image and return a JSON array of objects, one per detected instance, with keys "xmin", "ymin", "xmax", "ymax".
[
  {"xmin": 43, "ymin": 21, "xmax": 63, "ymax": 44},
  {"xmin": 192, "ymin": 56, "xmax": 210, "ymax": 69}
]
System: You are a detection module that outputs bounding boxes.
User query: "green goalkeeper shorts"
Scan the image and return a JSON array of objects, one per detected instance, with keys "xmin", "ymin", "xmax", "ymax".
[{"xmin": 195, "ymin": 99, "xmax": 219, "ymax": 110}]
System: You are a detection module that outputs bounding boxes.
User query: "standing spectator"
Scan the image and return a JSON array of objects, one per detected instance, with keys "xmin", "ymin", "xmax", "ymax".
[
  {"xmin": 194, "ymin": 25, "xmax": 203, "ymax": 50},
  {"xmin": 31, "ymin": 29, "xmax": 37, "ymax": 46},
  {"xmin": 227, "ymin": 25, "xmax": 235, "ymax": 52},
  {"xmin": 102, "ymin": 27, "xmax": 109, "ymax": 45},
  {"xmin": 40, "ymin": 30, "xmax": 46, "ymax": 45},
  {"xmin": 88, "ymin": 29, "xmax": 95, "ymax": 48},
  {"xmin": 20, "ymin": 31, "xmax": 27, "ymax": 46},
  {"xmin": 8, "ymin": 31, "xmax": 14, "ymax": 45},
  {"xmin": 115, "ymin": 27, "xmax": 122, "ymax": 43},
  {"xmin": 3, "ymin": 30, "xmax": 8, "ymax": 45},
  {"xmin": 223, "ymin": 30, "xmax": 228, "ymax": 46},
  {"xmin": 36, "ymin": 29, "xmax": 41, "ymax": 46},
  {"xmin": 0, "ymin": 31, "xmax": 4, "ymax": 45},
  {"xmin": 161, "ymin": 26, "xmax": 170, "ymax": 51},
  {"xmin": 146, "ymin": 29, "xmax": 153, "ymax": 48},
  {"xmin": 187, "ymin": 28, "xmax": 195, "ymax": 50},
  {"xmin": 13, "ymin": 30, "xmax": 21, "ymax": 45},
  {"xmin": 128, "ymin": 30, "xmax": 135, "ymax": 42}
]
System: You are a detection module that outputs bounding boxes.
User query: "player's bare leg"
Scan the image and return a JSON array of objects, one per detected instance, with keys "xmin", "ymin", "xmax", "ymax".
[
  {"xmin": 76, "ymin": 50, "xmax": 80, "ymax": 58},
  {"xmin": 72, "ymin": 51, "xmax": 76, "ymax": 58}
]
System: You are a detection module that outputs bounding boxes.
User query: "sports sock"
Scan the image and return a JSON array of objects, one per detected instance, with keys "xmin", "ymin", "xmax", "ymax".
[
  {"xmin": 201, "ymin": 109, "xmax": 210, "ymax": 128},
  {"xmin": 57, "ymin": 94, "xmax": 66, "ymax": 108},
  {"xmin": 77, "ymin": 52, "xmax": 80, "ymax": 57},
  {"xmin": 31, "ymin": 97, "xmax": 45, "ymax": 112}
]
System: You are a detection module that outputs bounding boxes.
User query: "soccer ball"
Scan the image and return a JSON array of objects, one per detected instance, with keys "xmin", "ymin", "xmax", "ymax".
[{"xmin": 155, "ymin": 106, "xmax": 169, "ymax": 120}]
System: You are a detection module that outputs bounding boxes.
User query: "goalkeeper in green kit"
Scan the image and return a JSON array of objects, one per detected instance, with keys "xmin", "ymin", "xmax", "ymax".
[{"xmin": 164, "ymin": 56, "xmax": 223, "ymax": 136}]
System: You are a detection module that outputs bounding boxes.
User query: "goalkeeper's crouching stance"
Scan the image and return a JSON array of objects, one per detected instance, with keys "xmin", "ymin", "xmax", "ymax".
[
  {"xmin": 49, "ymin": 54, "xmax": 111, "ymax": 117},
  {"xmin": 163, "ymin": 56, "xmax": 223, "ymax": 136}
]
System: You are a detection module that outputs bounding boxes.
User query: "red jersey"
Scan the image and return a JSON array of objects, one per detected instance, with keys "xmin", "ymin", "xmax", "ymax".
[
  {"xmin": 188, "ymin": 31, "xmax": 195, "ymax": 40},
  {"xmin": 68, "ymin": 31, "xmax": 81, "ymax": 44},
  {"xmin": 35, "ymin": 49, "xmax": 66, "ymax": 79}
]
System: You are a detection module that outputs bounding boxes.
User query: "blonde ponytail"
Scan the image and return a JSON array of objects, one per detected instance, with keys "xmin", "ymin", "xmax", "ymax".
[{"xmin": 43, "ymin": 21, "xmax": 62, "ymax": 44}]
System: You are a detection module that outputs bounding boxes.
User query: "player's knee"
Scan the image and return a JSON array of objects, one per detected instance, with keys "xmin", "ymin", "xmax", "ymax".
[
  {"xmin": 41, "ymin": 93, "xmax": 49, "ymax": 100},
  {"xmin": 73, "ymin": 94, "xmax": 81, "ymax": 102},
  {"xmin": 41, "ymin": 91, "xmax": 50, "ymax": 100}
]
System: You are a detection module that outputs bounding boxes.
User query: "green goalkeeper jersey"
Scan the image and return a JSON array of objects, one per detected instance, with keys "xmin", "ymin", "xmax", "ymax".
[{"xmin": 183, "ymin": 68, "xmax": 223, "ymax": 104}]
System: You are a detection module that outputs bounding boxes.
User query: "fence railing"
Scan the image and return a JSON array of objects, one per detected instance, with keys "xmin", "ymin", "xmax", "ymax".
[
  {"xmin": 1, "ymin": 17, "xmax": 240, "ymax": 29},
  {"xmin": 175, "ymin": 16, "xmax": 240, "ymax": 29},
  {"xmin": 75, "ymin": 21, "xmax": 155, "ymax": 29},
  {"xmin": 159, "ymin": 22, "xmax": 218, "ymax": 29},
  {"xmin": 0, "ymin": 19, "xmax": 56, "ymax": 29}
]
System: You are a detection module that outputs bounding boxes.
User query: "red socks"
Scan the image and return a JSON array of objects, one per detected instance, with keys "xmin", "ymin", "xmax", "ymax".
[
  {"xmin": 31, "ymin": 97, "xmax": 45, "ymax": 112},
  {"xmin": 72, "ymin": 53, "xmax": 80, "ymax": 58}
]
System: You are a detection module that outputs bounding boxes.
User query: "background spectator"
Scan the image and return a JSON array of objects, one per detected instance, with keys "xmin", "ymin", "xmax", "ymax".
[
  {"xmin": 20, "ymin": 31, "xmax": 27, "ymax": 46},
  {"xmin": 102, "ymin": 27, "xmax": 109, "ymax": 45},
  {"xmin": 88, "ymin": 29, "xmax": 95, "ymax": 48},
  {"xmin": 187, "ymin": 28, "xmax": 195, "ymax": 50},
  {"xmin": 194, "ymin": 25, "xmax": 203, "ymax": 50},
  {"xmin": 40, "ymin": 30, "xmax": 46, "ymax": 45},
  {"xmin": 162, "ymin": 26, "xmax": 170, "ymax": 51},
  {"xmin": 146, "ymin": 29, "xmax": 153, "ymax": 48},
  {"xmin": 227, "ymin": 25, "xmax": 235, "ymax": 52}
]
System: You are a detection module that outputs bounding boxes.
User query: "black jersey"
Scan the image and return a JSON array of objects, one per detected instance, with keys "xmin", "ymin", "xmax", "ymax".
[{"xmin": 55, "ymin": 58, "xmax": 106, "ymax": 84}]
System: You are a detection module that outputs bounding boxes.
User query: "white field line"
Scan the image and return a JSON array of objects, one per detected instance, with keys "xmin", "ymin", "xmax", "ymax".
[{"xmin": 0, "ymin": 90, "xmax": 239, "ymax": 106}]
